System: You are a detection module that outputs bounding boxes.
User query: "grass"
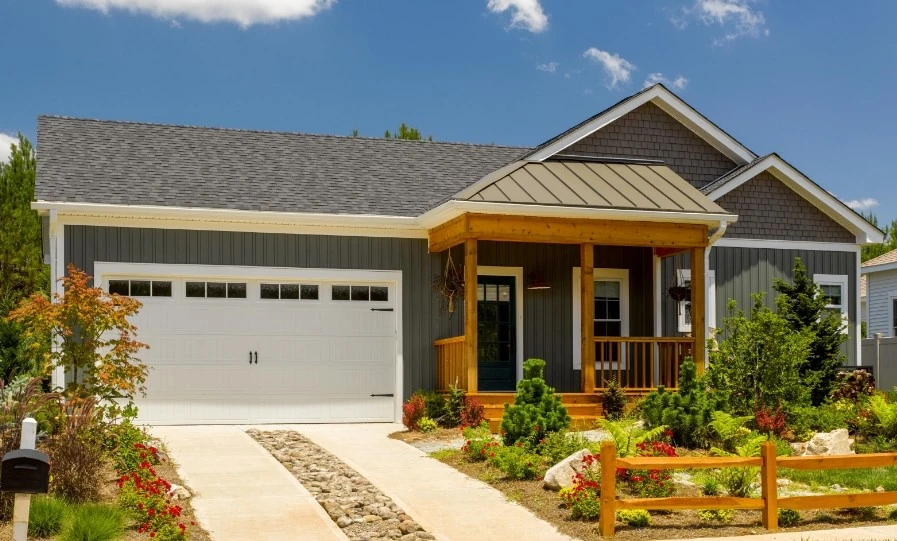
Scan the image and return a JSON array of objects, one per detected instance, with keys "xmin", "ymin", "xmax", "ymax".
[
  {"xmin": 60, "ymin": 503, "xmax": 126, "ymax": 541},
  {"xmin": 29, "ymin": 495, "xmax": 70, "ymax": 537},
  {"xmin": 428, "ymin": 448, "xmax": 457, "ymax": 461},
  {"xmin": 778, "ymin": 465, "xmax": 897, "ymax": 492}
]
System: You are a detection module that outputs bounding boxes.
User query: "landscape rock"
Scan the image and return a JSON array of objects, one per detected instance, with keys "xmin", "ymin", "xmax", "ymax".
[
  {"xmin": 543, "ymin": 448, "xmax": 593, "ymax": 491},
  {"xmin": 167, "ymin": 483, "xmax": 192, "ymax": 501},
  {"xmin": 877, "ymin": 486, "xmax": 886, "ymax": 493},
  {"xmin": 790, "ymin": 429, "xmax": 854, "ymax": 456}
]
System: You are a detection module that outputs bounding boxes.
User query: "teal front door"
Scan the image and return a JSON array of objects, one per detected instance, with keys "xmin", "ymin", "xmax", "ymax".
[{"xmin": 477, "ymin": 275, "xmax": 517, "ymax": 391}]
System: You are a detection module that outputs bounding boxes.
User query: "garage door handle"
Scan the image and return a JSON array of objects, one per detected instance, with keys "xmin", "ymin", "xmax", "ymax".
[
  {"xmin": 370, "ymin": 393, "xmax": 394, "ymax": 397},
  {"xmin": 371, "ymin": 308, "xmax": 394, "ymax": 312},
  {"xmin": 249, "ymin": 351, "xmax": 252, "ymax": 365},
  {"xmin": 254, "ymin": 351, "xmax": 258, "ymax": 364}
]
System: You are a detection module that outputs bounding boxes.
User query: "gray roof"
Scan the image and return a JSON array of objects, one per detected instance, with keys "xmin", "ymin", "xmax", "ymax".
[{"xmin": 36, "ymin": 116, "xmax": 529, "ymax": 217}]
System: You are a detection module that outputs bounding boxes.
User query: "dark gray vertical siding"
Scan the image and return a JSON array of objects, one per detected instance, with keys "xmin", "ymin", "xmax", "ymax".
[
  {"xmin": 65, "ymin": 225, "xmax": 444, "ymax": 399},
  {"xmin": 662, "ymin": 246, "xmax": 859, "ymax": 364}
]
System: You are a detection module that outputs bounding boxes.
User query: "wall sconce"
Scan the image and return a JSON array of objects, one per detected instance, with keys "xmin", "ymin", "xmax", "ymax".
[{"xmin": 527, "ymin": 271, "xmax": 550, "ymax": 290}]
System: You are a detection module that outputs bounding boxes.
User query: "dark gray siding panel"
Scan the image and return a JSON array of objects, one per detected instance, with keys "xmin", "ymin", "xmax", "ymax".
[
  {"xmin": 662, "ymin": 246, "xmax": 859, "ymax": 364},
  {"xmin": 65, "ymin": 226, "xmax": 445, "ymax": 399}
]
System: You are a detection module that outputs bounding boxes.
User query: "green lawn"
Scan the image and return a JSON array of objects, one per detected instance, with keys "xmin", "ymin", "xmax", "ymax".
[{"xmin": 779, "ymin": 465, "xmax": 897, "ymax": 492}]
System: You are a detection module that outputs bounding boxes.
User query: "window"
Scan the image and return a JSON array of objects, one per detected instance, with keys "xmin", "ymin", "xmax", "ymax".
[
  {"xmin": 677, "ymin": 269, "xmax": 717, "ymax": 333},
  {"xmin": 185, "ymin": 282, "xmax": 247, "ymax": 299},
  {"xmin": 594, "ymin": 280, "xmax": 622, "ymax": 337},
  {"xmin": 572, "ymin": 267, "xmax": 629, "ymax": 371},
  {"xmin": 107, "ymin": 279, "xmax": 172, "ymax": 297},
  {"xmin": 331, "ymin": 285, "xmax": 388, "ymax": 302},
  {"xmin": 260, "ymin": 283, "xmax": 319, "ymax": 300},
  {"xmin": 892, "ymin": 298, "xmax": 897, "ymax": 337},
  {"xmin": 813, "ymin": 274, "xmax": 849, "ymax": 334}
]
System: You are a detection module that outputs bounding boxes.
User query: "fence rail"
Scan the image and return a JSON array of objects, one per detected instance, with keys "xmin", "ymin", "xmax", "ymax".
[
  {"xmin": 593, "ymin": 337, "xmax": 694, "ymax": 390},
  {"xmin": 598, "ymin": 440, "xmax": 897, "ymax": 537}
]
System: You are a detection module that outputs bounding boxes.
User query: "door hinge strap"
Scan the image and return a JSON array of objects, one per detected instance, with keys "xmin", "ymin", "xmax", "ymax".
[
  {"xmin": 371, "ymin": 308, "xmax": 394, "ymax": 312},
  {"xmin": 370, "ymin": 393, "xmax": 394, "ymax": 397}
]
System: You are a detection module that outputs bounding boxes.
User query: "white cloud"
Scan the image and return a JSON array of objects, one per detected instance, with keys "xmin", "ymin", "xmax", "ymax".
[
  {"xmin": 54, "ymin": 0, "xmax": 336, "ymax": 27},
  {"xmin": 487, "ymin": 0, "xmax": 548, "ymax": 33},
  {"xmin": 0, "ymin": 133, "xmax": 17, "ymax": 164},
  {"xmin": 536, "ymin": 61, "xmax": 558, "ymax": 73},
  {"xmin": 644, "ymin": 72, "xmax": 689, "ymax": 90},
  {"xmin": 845, "ymin": 197, "xmax": 879, "ymax": 211},
  {"xmin": 673, "ymin": 0, "xmax": 768, "ymax": 44},
  {"xmin": 582, "ymin": 48, "xmax": 635, "ymax": 88}
]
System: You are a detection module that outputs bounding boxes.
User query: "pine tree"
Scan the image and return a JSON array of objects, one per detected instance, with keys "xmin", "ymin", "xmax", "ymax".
[
  {"xmin": 859, "ymin": 211, "xmax": 897, "ymax": 262},
  {"xmin": 382, "ymin": 123, "xmax": 432, "ymax": 141},
  {"xmin": 773, "ymin": 257, "xmax": 846, "ymax": 405}
]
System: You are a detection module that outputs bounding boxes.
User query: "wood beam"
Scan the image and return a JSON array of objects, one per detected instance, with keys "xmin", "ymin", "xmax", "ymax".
[
  {"xmin": 464, "ymin": 238, "xmax": 478, "ymax": 393},
  {"xmin": 690, "ymin": 246, "xmax": 706, "ymax": 374},
  {"xmin": 428, "ymin": 214, "xmax": 469, "ymax": 253},
  {"xmin": 581, "ymin": 244, "xmax": 596, "ymax": 393},
  {"xmin": 653, "ymin": 247, "xmax": 690, "ymax": 259}
]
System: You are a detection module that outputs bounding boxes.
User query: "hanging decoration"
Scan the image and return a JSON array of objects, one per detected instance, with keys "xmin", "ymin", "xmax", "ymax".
[{"xmin": 431, "ymin": 251, "xmax": 465, "ymax": 315}]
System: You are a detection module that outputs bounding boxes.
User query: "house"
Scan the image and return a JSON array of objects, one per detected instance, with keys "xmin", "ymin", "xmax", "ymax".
[
  {"xmin": 861, "ymin": 249, "xmax": 897, "ymax": 337},
  {"xmin": 34, "ymin": 84, "xmax": 883, "ymax": 425}
]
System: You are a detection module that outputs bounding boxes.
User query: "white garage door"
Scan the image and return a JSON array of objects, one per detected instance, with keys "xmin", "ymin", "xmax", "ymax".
[{"xmin": 98, "ymin": 265, "xmax": 399, "ymax": 425}]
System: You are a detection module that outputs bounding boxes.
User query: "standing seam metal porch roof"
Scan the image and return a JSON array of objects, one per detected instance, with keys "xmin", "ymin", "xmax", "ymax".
[{"xmin": 465, "ymin": 159, "xmax": 730, "ymax": 215}]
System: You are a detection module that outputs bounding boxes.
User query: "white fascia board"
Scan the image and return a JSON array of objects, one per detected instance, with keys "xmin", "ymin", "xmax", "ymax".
[
  {"xmin": 32, "ymin": 201, "xmax": 428, "ymax": 239},
  {"xmin": 418, "ymin": 200, "xmax": 737, "ymax": 229},
  {"xmin": 526, "ymin": 85, "xmax": 756, "ymax": 164},
  {"xmin": 861, "ymin": 262, "xmax": 897, "ymax": 275},
  {"xmin": 714, "ymin": 238, "xmax": 861, "ymax": 253},
  {"xmin": 706, "ymin": 155, "xmax": 884, "ymax": 245}
]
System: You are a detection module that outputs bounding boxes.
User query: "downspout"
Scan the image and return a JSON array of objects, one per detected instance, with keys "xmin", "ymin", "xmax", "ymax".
[{"xmin": 705, "ymin": 220, "xmax": 728, "ymax": 351}]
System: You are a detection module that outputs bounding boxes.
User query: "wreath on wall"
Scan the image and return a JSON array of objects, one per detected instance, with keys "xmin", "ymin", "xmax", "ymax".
[{"xmin": 432, "ymin": 252, "xmax": 465, "ymax": 315}]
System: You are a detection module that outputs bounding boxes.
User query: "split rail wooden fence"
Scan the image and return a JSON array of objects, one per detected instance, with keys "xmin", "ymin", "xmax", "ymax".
[{"xmin": 598, "ymin": 440, "xmax": 897, "ymax": 537}]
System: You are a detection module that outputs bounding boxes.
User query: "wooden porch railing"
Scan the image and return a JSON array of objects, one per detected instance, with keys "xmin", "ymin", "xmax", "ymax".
[
  {"xmin": 434, "ymin": 336, "xmax": 466, "ymax": 391},
  {"xmin": 594, "ymin": 337, "xmax": 694, "ymax": 391}
]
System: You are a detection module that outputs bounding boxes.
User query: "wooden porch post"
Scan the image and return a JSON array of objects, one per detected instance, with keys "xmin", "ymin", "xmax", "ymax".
[
  {"xmin": 581, "ymin": 244, "xmax": 596, "ymax": 393},
  {"xmin": 464, "ymin": 238, "xmax": 478, "ymax": 393},
  {"xmin": 690, "ymin": 247, "xmax": 706, "ymax": 374}
]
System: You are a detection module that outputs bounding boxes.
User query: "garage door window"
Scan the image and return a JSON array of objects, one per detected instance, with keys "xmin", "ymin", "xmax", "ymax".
[
  {"xmin": 186, "ymin": 281, "xmax": 247, "ymax": 299},
  {"xmin": 261, "ymin": 283, "xmax": 320, "ymax": 300},
  {"xmin": 332, "ymin": 285, "xmax": 388, "ymax": 302},
  {"xmin": 108, "ymin": 279, "xmax": 172, "ymax": 297}
]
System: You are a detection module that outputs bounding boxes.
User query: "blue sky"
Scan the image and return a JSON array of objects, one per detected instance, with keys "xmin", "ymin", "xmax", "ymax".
[{"xmin": 1, "ymin": 0, "xmax": 895, "ymax": 223}]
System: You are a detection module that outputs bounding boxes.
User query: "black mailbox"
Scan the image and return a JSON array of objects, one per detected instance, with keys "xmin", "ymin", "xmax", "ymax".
[{"xmin": 1, "ymin": 449, "xmax": 50, "ymax": 494}]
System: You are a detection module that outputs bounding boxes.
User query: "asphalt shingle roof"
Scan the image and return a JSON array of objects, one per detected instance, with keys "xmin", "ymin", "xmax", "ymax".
[
  {"xmin": 36, "ymin": 116, "xmax": 530, "ymax": 217},
  {"xmin": 862, "ymin": 248, "xmax": 897, "ymax": 268}
]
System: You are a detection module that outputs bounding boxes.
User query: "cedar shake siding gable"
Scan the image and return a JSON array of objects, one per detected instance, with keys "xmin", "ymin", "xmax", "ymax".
[
  {"xmin": 561, "ymin": 102, "xmax": 737, "ymax": 189},
  {"xmin": 716, "ymin": 171, "xmax": 855, "ymax": 243}
]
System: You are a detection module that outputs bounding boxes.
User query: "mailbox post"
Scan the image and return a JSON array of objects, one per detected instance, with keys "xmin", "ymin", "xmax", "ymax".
[{"xmin": 3, "ymin": 418, "xmax": 48, "ymax": 541}]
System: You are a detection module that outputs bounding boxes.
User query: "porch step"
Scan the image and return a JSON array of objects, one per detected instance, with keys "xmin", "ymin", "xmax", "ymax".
[{"xmin": 486, "ymin": 415, "xmax": 599, "ymax": 432}]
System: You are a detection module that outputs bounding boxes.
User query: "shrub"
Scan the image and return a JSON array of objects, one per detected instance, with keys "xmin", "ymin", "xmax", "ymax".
[
  {"xmin": 754, "ymin": 405, "xmax": 787, "ymax": 437},
  {"xmin": 46, "ymin": 398, "xmax": 105, "ymax": 503},
  {"xmin": 500, "ymin": 359, "xmax": 570, "ymax": 446},
  {"xmin": 831, "ymin": 370, "xmax": 876, "ymax": 402},
  {"xmin": 29, "ymin": 495, "xmax": 69, "ymax": 537},
  {"xmin": 778, "ymin": 508, "xmax": 801, "ymax": 527},
  {"xmin": 461, "ymin": 423, "xmax": 499, "ymax": 461},
  {"xmin": 787, "ymin": 402, "xmax": 852, "ymax": 440},
  {"xmin": 707, "ymin": 412, "xmax": 764, "ymax": 498},
  {"xmin": 442, "ymin": 385, "xmax": 465, "ymax": 428},
  {"xmin": 700, "ymin": 476, "xmax": 720, "ymax": 496},
  {"xmin": 117, "ymin": 447, "xmax": 189, "ymax": 540},
  {"xmin": 640, "ymin": 359, "xmax": 726, "ymax": 449},
  {"xmin": 707, "ymin": 296, "xmax": 812, "ymax": 415},
  {"xmin": 560, "ymin": 456, "xmax": 602, "ymax": 521},
  {"xmin": 602, "ymin": 378, "xmax": 627, "ymax": 421},
  {"xmin": 617, "ymin": 509, "xmax": 651, "ymax": 527},
  {"xmin": 865, "ymin": 394, "xmax": 897, "ymax": 439},
  {"xmin": 418, "ymin": 416, "xmax": 438, "ymax": 433},
  {"xmin": 422, "ymin": 391, "xmax": 447, "ymax": 421},
  {"xmin": 889, "ymin": 508, "xmax": 897, "ymax": 521},
  {"xmin": 103, "ymin": 402, "xmax": 149, "ymax": 473},
  {"xmin": 61, "ymin": 504, "xmax": 126, "ymax": 541},
  {"xmin": 537, "ymin": 431, "xmax": 591, "ymax": 465},
  {"xmin": 460, "ymin": 397, "xmax": 485, "ymax": 428},
  {"xmin": 619, "ymin": 440, "xmax": 677, "ymax": 499},
  {"xmin": 697, "ymin": 508, "xmax": 732, "ymax": 523},
  {"xmin": 402, "ymin": 393, "xmax": 426, "ymax": 430},
  {"xmin": 488, "ymin": 445, "xmax": 542, "ymax": 480}
]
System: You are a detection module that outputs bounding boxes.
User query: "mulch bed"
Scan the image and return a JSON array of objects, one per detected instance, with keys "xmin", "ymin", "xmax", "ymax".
[
  {"xmin": 387, "ymin": 428, "xmax": 463, "ymax": 445},
  {"xmin": 433, "ymin": 449, "xmax": 897, "ymax": 541}
]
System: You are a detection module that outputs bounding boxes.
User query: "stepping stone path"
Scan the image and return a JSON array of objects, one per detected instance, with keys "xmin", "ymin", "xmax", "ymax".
[{"xmin": 249, "ymin": 430, "xmax": 433, "ymax": 541}]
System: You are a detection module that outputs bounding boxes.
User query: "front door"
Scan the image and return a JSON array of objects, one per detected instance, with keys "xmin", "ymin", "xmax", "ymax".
[{"xmin": 477, "ymin": 275, "xmax": 517, "ymax": 391}]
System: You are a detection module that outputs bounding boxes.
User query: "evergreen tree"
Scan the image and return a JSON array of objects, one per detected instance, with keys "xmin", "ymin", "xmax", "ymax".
[
  {"xmin": 773, "ymin": 258, "xmax": 846, "ymax": 405},
  {"xmin": 0, "ymin": 135, "xmax": 47, "ymax": 381},
  {"xmin": 859, "ymin": 211, "xmax": 897, "ymax": 262},
  {"xmin": 383, "ymin": 123, "xmax": 432, "ymax": 141}
]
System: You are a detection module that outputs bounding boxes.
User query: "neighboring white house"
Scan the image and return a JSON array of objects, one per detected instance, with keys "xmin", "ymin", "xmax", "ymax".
[{"xmin": 861, "ymin": 249, "xmax": 897, "ymax": 337}]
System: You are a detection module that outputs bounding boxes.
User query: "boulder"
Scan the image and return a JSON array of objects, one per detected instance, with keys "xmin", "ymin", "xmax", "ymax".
[
  {"xmin": 790, "ymin": 429, "xmax": 854, "ymax": 457},
  {"xmin": 543, "ymin": 448, "xmax": 593, "ymax": 491},
  {"xmin": 167, "ymin": 483, "xmax": 191, "ymax": 501}
]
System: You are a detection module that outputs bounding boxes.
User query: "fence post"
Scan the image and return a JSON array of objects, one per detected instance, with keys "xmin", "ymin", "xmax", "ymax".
[
  {"xmin": 760, "ymin": 440, "xmax": 778, "ymax": 531},
  {"xmin": 599, "ymin": 440, "xmax": 617, "ymax": 538},
  {"xmin": 875, "ymin": 333, "xmax": 884, "ymax": 389}
]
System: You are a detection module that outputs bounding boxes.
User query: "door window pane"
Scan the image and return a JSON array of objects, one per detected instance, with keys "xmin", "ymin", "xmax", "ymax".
[
  {"xmin": 370, "ymin": 286, "xmax": 388, "ymax": 302},
  {"xmin": 594, "ymin": 279, "xmax": 623, "ymax": 337},
  {"xmin": 227, "ymin": 283, "xmax": 247, "ymax": 299},
  {"xmin": 301, "ymin": 285, "xmax": 319, "ymax": 300},
  {"xmin": 152, "ymin": 281, "xmax": 172, "ymax": 297},
  {"xmin": 477, "ymin": 284, "xmax": 485, "ymax": 301},
  {"xmin": 206, "ymin": 282, "xmax": 226, "ymax": 298},
  {"xmin": 260, "ymin": 283, "xmax": 279, "ymax": 299},
  {"xmin": 485, "ymin": 284, "xmax": 497, "ymax": 301},
  {"xmin": 351, "ymin": 286, "xmax": 370, "ymax": 301},
  {"xmin": 280, "ymin": 284, "xmax": 300, "ymax": 300},
  {"xmin": 332, "ymin": 285, "xmax": 350, "ymax": 301},
  {"xmin": 109, "ymin": 280, "xmax": 129, "ymax": 296},
  {"xmin": 130, "ymin": 281, "xmax": 151, "ymax": 296},
  {"xmin": 186, "ymin": 282, "xmax": 205, "ymax": 298}
]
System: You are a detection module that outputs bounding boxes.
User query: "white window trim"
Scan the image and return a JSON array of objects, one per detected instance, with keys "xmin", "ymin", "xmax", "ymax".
[
  {"xmin": 572, "ymin": 267, "xmax": 630, "ymax": 370},
  {"xmin": 676, "ymin": 269, "xmax": 717, "ymax": 333},
  {"xmin": 814, "ymin": 273, "xmax": 849, "ymax": 335},
  {"xmin": 477, "ymin": 266, "xmax": 525, "ymax": 383}
]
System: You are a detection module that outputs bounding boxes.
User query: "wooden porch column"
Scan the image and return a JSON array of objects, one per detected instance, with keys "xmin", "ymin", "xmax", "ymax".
[
  {"xmin": 581, "ymin": 243, "xmax": 596, "ymax": 393},
  {"xmin": 464, "ymin": 238, "xmax": 478, "ymax": 393},
  {"xmin": 690, "ymin": 246, "xmax": 706, "ymax": 374}
]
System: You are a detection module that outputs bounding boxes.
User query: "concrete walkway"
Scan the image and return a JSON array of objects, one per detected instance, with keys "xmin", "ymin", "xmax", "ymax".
[
  {"xmin": 680, "ymin": 524, "xmax": 897, "ymax": 541},
  {"xmin": 274, "ymin": 423, "xmax": 574, "ymax": 541},
  {"xmin": 150, "ymin": 425, "xmax": 346, "ymax": 541}
]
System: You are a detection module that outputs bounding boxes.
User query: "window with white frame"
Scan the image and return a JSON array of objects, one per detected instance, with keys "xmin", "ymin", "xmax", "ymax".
[
  {"xmin": 572, "ymin": 267, "xmax": 629, "ymax": 370},
  {"xmin": 813, "ymin": 274, "xmax": 849, "ymax": 334},
  {"xmin": 892, "ymin": 297, "xmax": 897, "ymax": 337},
  {"xmin": 676, "ymin": 269, "xmax": 716, "ymax": 333}
]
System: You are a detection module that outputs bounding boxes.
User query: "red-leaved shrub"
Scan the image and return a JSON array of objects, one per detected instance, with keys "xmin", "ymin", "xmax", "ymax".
[
  {"xmin": 460, "ymin": 397, "xmax": 485, "ymax": 428},
  {"xmin": 755, "ymin": 405, "xmax": 787, "ymax": 436},
  {"xmin": 402, "ymin": 394, "xmax": 426, "ymax": 430}
]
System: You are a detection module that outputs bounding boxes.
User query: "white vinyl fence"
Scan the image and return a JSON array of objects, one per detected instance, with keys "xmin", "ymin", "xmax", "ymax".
[{"xmin": 862, "ymin": 335, "xmax": 897, "ymax": 391}]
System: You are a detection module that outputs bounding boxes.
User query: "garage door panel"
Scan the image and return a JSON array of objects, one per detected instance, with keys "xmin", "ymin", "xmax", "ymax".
[
  {"xmin": 329, "ymin": 338, "xmax": 395, "ymax": 362},
  {"xmin": 146, "ymin": 366, "xmax": 254, "ymax": 395}
]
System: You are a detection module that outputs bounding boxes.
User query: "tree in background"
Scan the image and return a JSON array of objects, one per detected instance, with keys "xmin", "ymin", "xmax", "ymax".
[
  {"xmin": 385, "ymin": 123, "xmax": 432, "ymax": 141},
  {"xmin": 773, "ymin": 258, "xmax": 846, "ymax": 405},
  {"xmin": 0, "ymin": 135, "xmax": 48, "ymax": 381},
  {"xmin": 860, "ymin": 211, "xmax": 897, "ymax": 262}
]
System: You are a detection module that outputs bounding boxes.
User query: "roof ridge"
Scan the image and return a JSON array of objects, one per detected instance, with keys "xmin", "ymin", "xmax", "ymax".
[{"xmin": 37, "ymin": 115, "xmax": 532, "ymax": 151}]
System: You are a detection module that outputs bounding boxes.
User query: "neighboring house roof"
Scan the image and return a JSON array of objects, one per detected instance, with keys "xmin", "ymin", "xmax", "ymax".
[
  {"xmin": 861, "ymin": 275, "xmax": 867, "ymax": 298},
  {"xmin": 862, "ymin": 248, "xmax": 897, "ymax": 271},
  {"xmin": 462, "ymin": 158, "xmax": 728, "ymax": 215},
  {"xmin": 703, "ymin": 153, "xmax": 884, "ymax": 244},
  {"xmin": 524, "ymin": 83, "xmax": 757, "ymax": 164},
  {"xmin": 36, "ymin": 116, "xmax": 529, "ymax": 218}
]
